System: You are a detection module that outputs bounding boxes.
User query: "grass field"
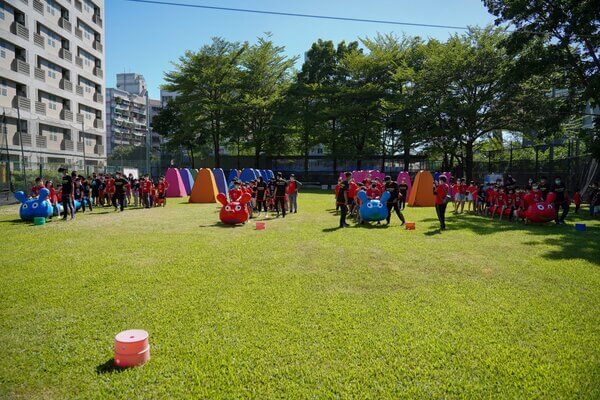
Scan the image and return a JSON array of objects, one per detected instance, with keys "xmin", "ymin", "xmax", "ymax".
[{"xmin": 0, "ymin": 190, "xmax": 599, "ymax": 399}]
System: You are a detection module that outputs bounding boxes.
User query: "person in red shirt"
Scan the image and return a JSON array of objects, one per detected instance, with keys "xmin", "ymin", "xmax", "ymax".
[
  {"xmin": 334, "ymin": 178, "xmax": 342, "ymax": 212},
  {"xmin": 156, "ymin": 177, "xmax": 166, "ymax": 207},
  {"xmin": 466, "ymin": 181, "xmax": 478, "ymax": 212},
  {"xmin": 229, "ymin": 180, "xmax": 243, "ymax": 202},
  {"xmin": 434, "ymin": 175, "xmax": 450, "ymax": 230},
  {"xmin": 144, "ymin": 176, "xmax": 154, "ymax": 208},
  {"xmin": 573, "ymin": 189, "xmax": 582, "ymax": 213},
  {"xmin": 105, "ymin": 175, "xmax": 115, "ymax": 206},
  {"xmin": 348, "ymin": 179, "xmax": 359, "ymax": 217},
  {"xmin": 31, "ymin": 177, "xmax": 45, "ymax": 198},
  {"xmin": 366, "ymin": 182, "xmax": 381, "ymax": 199},
  {"xmin": 286, "ymin": 174, "xmax": 302, "ymax": 213},
  {"xmin": 493, "ymin": 187, "xmax": 507, "ymax": 220}
]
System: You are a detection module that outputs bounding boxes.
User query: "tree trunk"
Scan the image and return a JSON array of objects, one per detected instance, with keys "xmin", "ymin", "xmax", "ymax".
[
  {"xmin": 303, "ymin": 129, "xmax": 309, "ymax": 178},
  {"xmin": 254, "ymin": 145, "xmax": 261, "ymax": 169},
  {"xmin": 403, "ymin": 139, "xmax": 411, "ymax": 172},
  {"xmin": 331, "ymin": 118, "xmax": 338, "ymax": 181},
  {"xmin": 189, "ymin": 146, "xmax": 195, "ymax": 168},
  {"xmin": 465, "ymin": 140, "xmax": 474, "ymax": 182}
]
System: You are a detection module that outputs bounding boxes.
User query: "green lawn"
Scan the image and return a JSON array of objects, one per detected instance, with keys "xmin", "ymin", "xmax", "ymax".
[{"xmin": 0, "ymin": 191, "xmax": 599, "ymax": 399}]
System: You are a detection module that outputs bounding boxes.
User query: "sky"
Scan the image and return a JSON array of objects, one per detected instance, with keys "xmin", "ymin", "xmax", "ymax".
[{"xmin": 106, "ymin": 0, "xmax": 498, "ymax": 99}]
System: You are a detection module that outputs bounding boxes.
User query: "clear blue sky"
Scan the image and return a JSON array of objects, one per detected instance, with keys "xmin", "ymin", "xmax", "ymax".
[{"xmin": 106, "ymin": 0, "xmax": 497, "ymax": 99}]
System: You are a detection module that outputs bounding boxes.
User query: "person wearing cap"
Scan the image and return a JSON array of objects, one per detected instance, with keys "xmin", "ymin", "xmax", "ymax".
[
  {"xmin": 384, "ymin": 176, "xmax": 405, "ymax": 226},
  {"xmin": 287, "ymin": 174, "xmax": 302, "ymax": 213}
]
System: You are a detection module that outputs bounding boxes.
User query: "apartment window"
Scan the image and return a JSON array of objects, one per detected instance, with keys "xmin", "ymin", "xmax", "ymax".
[
  {"xmin": 47, "ymin": 69, "xmax": 57, "ymax": 79},
  {"xmin": 0, "ymin": 79, "xmax": 7, "ymax": 97},
  {"xmin": 85, "ymin": 113, "xmax": 92, "ymax": 120},
  {"xmin": 47, "ymin": 37, "xmax": 57, "ymax": 48},
  {"xmin": 50, "ymin": 132, "xmax": 58, "ymax": 141},
  {"xmin": 0, "ymin": 42, "xmax": 5, "ymax": 59},
  {"xmin": 85, "ymin": 86, "xmax": 91, "ymax": 93}
]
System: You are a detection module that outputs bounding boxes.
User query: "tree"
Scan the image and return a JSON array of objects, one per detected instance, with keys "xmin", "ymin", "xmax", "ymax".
[
  {"xmin": 233, "ymin": 34, "xmax": 296, "ymax": 167},
  {"xmin": 151, "ymin": 100, "xmax": 205, "ymax": 168},
  {"xmin": 483, "ymin": 0, "xmax": 600, "ymax": 160},
  {"xmin": 163, "ymin": 37, "xmax": 246, "ymax": 167}
]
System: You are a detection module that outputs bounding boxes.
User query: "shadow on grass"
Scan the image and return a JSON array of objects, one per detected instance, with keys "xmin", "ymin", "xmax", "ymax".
[
  {"xmin": 0, "ymin": 218, "xmax": 26, "ymax": 225},
  {"xmin": 443, "ymin": 214, "xmax": 600, "ymax": 266},
  {"xmin": 96, "ymin": 358, "xmax": 125, "ymax": 374}
]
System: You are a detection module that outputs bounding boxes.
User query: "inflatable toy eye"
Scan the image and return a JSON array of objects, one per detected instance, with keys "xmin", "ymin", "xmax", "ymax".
[
  {"xmin": 225, "ymin": 205, "xmax": 231, "ymax": 212},
  {"xmin": 367, "ymin": 203, "xmax": 373, "ymax": 208},
  {"xmin": 235, "ymin": 205, "xmax": 241, "ymax": 211},
  {"xmin": 547, "ymin": 204, "xmax": 554, "ymax": 209},
  {"xmin": 22, "ymin": 204, "xmax": 28, "ymax": 209},
  {"xmin": 537, "ymin": 204, "xmax": 544, "ymax": 211},
  {"xmin": 377, "ymin": 203, "xmax": 383, "ymax": 208},
  {"xmin": 32, "ymin": 202, "xmax": 39, "ymax": 209}
]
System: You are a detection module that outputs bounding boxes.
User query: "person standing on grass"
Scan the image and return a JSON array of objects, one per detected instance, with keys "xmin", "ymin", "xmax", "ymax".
[
  {"xmin": 434, "ymin": 175, "xmax": 449, "ymax": 230},
  {"xmin": 398, "ymin": 178, "xmax": 409, "ymax": 210},
  {"xmin": 538, "ymin": 176, "xmax": 550, "ymax": 201},
  {"xmin": 112, "ymin": 172, "xmax": 128, "ymax": 212},
  {"xmin": 60, "ymin": 168, "xmax": 75, "ymax": 220},
  {"xmin": 551, "ymin": 176, "xmax": 569, "ymax": 224},
  {"xmin": 287, "ymin": 174, "xmax": 302, "ymax": 214},
  {"xmin": 274, "ymin": 173, "xmax": 288, "ymax": 218},
  {"xmin": 384, "ymin": 176, "xmax": 405, "ymax": 226},
  {"xmin": 255, "ymin": 176, "xmax": 268, "ymax": 216},
  {"xmin": 337, "ymin": 172, "xmax": 351, "ymax": 228}
]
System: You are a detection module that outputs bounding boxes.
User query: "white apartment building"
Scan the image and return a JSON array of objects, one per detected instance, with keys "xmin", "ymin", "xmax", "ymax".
[{"xmin": 0, "ymin": 0, "xmax": 106, "ymax": 169}]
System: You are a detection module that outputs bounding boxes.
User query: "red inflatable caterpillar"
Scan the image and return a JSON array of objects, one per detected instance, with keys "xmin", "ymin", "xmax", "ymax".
[
  {"xmin": 217, "ymin": 192, "xmax": 251, "ymax": 225},
  {"xmin": 517, "ymin": 192, "xmax": 556, "ymax": 223}
]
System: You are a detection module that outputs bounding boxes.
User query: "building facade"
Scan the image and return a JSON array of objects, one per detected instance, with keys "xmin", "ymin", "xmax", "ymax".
[
  {"xmin": 105, "ymin": 73, "xmax": 163, "ymax": 155},
  {"xmin": 0, "ymin": 0, "xmax": 106, "ymax": 170}
]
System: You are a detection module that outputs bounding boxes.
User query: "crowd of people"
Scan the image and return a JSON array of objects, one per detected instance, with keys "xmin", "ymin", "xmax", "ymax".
[
  {"xmin": 228, "ymin": 172, "xmax": 302, "ymax": 218},
  {"xmin": 433, "ymin": 174, "xmax": 596, "ymax": 230},
  {"xmin": 29, "ymin": 168, "xmax": 170, "ymax": 221},
  {"xmin": 334, "ymin": 173, "xmax": 408, "ymax": 228}
]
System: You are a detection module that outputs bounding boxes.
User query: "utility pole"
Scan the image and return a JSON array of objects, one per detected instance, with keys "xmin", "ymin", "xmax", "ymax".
[
  {"xmin": 81, "ymin": 119, "xmax": 87, "ymax": 175},
  {"xmin": 144, "ymin": 89, "xmax": 151, "ymax": 177},
  {"xmin": 1, "ymin": 111, "xmax": 12, "ymax": 194},
  {"xmin": 16, "ymin": 102, "xmax": 27, "ymax": 190}
]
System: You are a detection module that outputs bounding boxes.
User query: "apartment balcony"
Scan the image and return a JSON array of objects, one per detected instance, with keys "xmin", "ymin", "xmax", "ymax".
[
  {"xmin": 92, "ymin": 14, "xmax": 103, "ymax": 28},
  {"xmin": 13, "ymin": 22, "xmax": 29, "ymax": 40},
  {"xmin": 61, "ymin": 139, "xmax": 74, "ymax": 151},
  {"xmin": 34, "ymin": 67, "xmax": 45, "ymax": 82},
  {"xmin": 77, "ymin": 141, "xmax": 84, "ymax": 152},
  {"xmin": 60, "ymin": 79, "xmax": 73, "ymax": 92},
  {"xmin": 93, "ymin": 41, "xmax": 103, "ymax": 53},
  {"xmin": 12, "ymin": 59, "xmax": 30, "ymax": 76},
  {"xmin": 59, "ymin": 48, "xmax": 72, "ymax": 63},
  {"xmin": 76, "ymin": 113, "xmax": 84, "ymax": 124},
  {"xmin": 93, "ymin": 67, "xmax": 103, "ymax": 78},
  {"xmin": 33, "ymin": 0, "xmax": 44, "ymax": 14},
  {"xmin": 33, "ymin": 32, "xmax": 45, "ymax": 48},
  {"xmin": 94, "ymin": 119, "xmax": 103, "ymax": 129},
  {"xmin": 94, "ymin": 144, "xmax": 104, "ymax": 155},
  {"xmin": 13, "ymin": 133, "xmax": 32, "ymax": 147},
  {"xmin": 35, "ymin": 101, "xmax": 46, "ymax": 116},
  {"xmin": 13, "ymin": 96, "xmax": 31, "ymax": 111},
  {"xmin": 36, "ymin": 135, "xmax": 47, "ymax": 149},
  {"xmin": 61, "ymin": 109, "xmax": 74, "ymax": 122},
  {"xmin": 75, "ymin": 27, "xmax": 82, "ymax": 39},
  {"xmin": 58, "ymin": 18, "xmax": 72, "ymax": 33},
  {"xmin": 94, "ymin": 92, "xmax": 103, "ymax": 103},
  {"xmin": 75, "ymin": 56, "xmax": 83, "ymax": 68},
  {"xmin": 75, "ymin": 85, "xmax": 84, "ymax": 96}
]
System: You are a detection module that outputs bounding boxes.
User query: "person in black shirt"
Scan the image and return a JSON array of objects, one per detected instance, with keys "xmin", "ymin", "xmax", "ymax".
[
  {"xmin": 81, "ymin": 176, "xmax": 93, "ymax": 213},
  {"xmin": 274, "ymin": 173, "xmax": 288, "ymax": 218},
  {"xmin": 255, "ymin": 176, "xmax": 268, "ymax": 216},
  {"xmin": 268, "ymin": 178, "xmax": 276, "ymax": 211},
  {"xmin": 551, "ymin": 176, "xmax": 569, "ymax": 224},
  {"xmin": 91, "ymin": 172, "xmax": 99, "ymax": 206},
  {"xmin": 384, "ymin": 176, "xmax": 406, "ymax": 225},
  {"xmin": 504, "ymin": 174, "xmax": 517, "ymax": 191},
  {"xmin": 112, "ymin": 172, "xmax": 128, "ymax": 212},
  {"xmin": 59, "ymin": 168, "xmax": 75, "ymax": 220},
  {"xmin": 337, "ymin": 172, "xmax": 351, "ymax": 228},
  {"xmin": 538, "ymin": 176, "xmax": 549, "ymax": 201},
  {"xmin": 398, "ymin": 178, "xmax": 409, "ymax": 210}
]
